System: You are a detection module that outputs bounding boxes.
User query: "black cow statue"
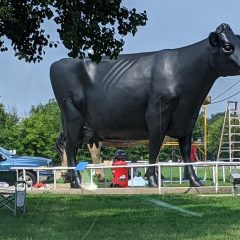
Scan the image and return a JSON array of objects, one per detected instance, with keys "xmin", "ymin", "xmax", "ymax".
[{"xmin": 50, "ymin": 23, "xmax": 240, "ymax": 188}]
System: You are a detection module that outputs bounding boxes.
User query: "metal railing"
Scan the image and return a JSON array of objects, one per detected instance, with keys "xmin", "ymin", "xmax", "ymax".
[{"xmin": 10, "ymin": 161, "xmax": 240, "ymax": 194}]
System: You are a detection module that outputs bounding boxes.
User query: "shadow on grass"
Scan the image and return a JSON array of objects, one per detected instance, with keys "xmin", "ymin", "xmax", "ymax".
[{"xmin": 1, "ymin": 194, "xmax": 240, "ymax": 240}]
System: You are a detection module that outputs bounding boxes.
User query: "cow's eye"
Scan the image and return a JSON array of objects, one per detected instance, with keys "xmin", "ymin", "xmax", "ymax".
[{"xmin": 223, "ymin": 44, "xmax": 233, "ymax": 52}]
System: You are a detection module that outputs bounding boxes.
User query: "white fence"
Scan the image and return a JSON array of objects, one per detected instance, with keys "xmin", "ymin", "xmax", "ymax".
[{"xmin": 10, "ymin": 161, "xmax": 240, "ymax": 194}]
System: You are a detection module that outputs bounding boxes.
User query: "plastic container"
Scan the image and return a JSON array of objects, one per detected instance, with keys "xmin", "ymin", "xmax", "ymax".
[{"xmin": 111, "ymin": 160, "xmax": 128, "ymax": 187}]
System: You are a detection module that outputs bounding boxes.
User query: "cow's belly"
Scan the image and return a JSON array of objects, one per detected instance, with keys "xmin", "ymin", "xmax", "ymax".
[
  {"xmin": 87, "ymin": 106, "xmax": 149, "ymax": 140},
  {"xmin": 97, "ymin": 128, "xmax": 148, "ymax": 140},
  {"xmin": 88, "ymin": 116, "xmax": 149, "ymax": 140},
  {"xmin": 85, "ymin": 89, "xmax": 149, "ymax": 140},
  {"xmin": 167, "ymin": 119, "xmax": 191, "ymax": 138},
  {"xmin": 167, "ymin": 103, "xmax": 200, "ymax": 138}
]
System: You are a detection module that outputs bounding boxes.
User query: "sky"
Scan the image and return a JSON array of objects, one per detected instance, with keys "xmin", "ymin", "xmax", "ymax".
[{"xmin": 1, "ymin": 0, "xmax": 240, "ymax": 117}]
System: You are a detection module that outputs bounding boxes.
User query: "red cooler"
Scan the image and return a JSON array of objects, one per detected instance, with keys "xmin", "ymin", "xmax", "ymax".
[{"xmin": 111, "ymin": 160, "xmax": 128, "ymax": 187}]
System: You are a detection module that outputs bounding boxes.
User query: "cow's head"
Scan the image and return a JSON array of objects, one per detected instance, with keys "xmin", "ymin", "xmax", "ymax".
[{"xmin": 209, "ymin": 23, "xmax": 240, "ymax": 76}]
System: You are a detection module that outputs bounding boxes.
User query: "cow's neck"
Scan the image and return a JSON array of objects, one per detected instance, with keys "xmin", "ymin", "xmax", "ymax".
[{"xmin": 178, "ymin": 39, "xmax": 218, "ymax": 95}]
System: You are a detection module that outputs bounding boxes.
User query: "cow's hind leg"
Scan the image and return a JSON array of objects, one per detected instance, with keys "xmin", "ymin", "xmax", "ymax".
[
  {"xmin": 178, "ymin": 136, "xmax": 204, "ymax": 187},
  {"xmin": 62, "ymin": 97, "xmax": 84, "ymax": 188},
  {"xmin": 88, "ymin": 143, "xmax": 105, "ymax": 182},
  {"xmin": 145, "ymin": 95, "xmax": 178, "ymax": 187}
]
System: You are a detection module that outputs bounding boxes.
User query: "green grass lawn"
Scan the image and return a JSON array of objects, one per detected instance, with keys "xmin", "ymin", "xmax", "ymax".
[{"xmin": 1, "ymin": 194, "xmax": 240, "ymax": 240}]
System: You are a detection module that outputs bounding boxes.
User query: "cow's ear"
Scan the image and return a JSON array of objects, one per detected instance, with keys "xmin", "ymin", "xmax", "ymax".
[
  {"xmin": 209, "ymin": 32, "xmax": 219, "ymax": 47},
  {"xmin": 236, "ymin": 35, "xmax": 240, "ymax": 40}
]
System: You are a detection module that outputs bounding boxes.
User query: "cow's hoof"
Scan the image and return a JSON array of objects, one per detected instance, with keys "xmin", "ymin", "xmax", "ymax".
[
  {"xmin": 63, "ymin": 176, "xmax": 71, "ymax": 183},
  {"xmin": 96, "ymin": 174, "xmax": 105, "ymax": 183},
  {"xmin": 154, "ymin": 174, "xmax": 165, "ymax": 183},
  {"xmin": 70, "ymin": 181, "xmax": 81, "ymax": 188},
  {"xmin": 189, "ymin": 179, "xmax": 204, "ymax": 187},
  {"xmin": 147, "ymin": 175, "xmax": 159, "ymax": 188}
]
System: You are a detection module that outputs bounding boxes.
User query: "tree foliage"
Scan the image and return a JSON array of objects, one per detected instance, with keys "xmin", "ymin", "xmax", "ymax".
[
  {"xmin": 207, "ymin": 112, "xmax": 224, "ymax": 158},
  {"xmin": 193, "ymin": 112, "xmax": 204, "ymax": 141},
  {"xmin": 17, "ymin": 100, "xmax": 61, "ymax": 162},
  {"xmin": 0, "ymin": 0, "xmax": 147, "ymax": 63},
  {"xmin": 0, "ymin": 102, "xmax": 19, "ymax": 150}
]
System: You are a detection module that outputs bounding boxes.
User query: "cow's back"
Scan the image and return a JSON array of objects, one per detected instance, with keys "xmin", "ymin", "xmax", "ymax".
[{"xmin": 50, "ymin": 52, "xmax": 156, "ymax": 101}]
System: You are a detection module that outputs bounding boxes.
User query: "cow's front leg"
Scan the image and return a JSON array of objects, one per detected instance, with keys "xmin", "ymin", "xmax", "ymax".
[
  {"xmin": 145, "ymin": 95, "xmax": 179, "ymax": 187},
  {"xmin": 65, "ymin": 142, "xmax": 81, "ymax": 188},
  {"xmin": 178, "ymin": 136, "xmax": 204, "ymax": 187},
  {"xmin": 62, "ymin": 97, "xmax": 84, "ymax": 188},
  {"xmin": 146, "ymin": 133, "xmax": 163, "ymax": 188}
]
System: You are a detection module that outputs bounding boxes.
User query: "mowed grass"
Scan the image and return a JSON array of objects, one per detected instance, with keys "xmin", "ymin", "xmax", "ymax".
[{"xmin": 1, "ymin": 194, "xmax": 240, "ymax": 240}]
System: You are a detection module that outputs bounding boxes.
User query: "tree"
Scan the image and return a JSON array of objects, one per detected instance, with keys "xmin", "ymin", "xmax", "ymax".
[
  {"xmin": 127, "ymin": 144, "xmax": 149, "ymax": 161},
  {"xmin": 17, "ymin": 100, "xmax": 62, "ymax": 163},
  {"xmin": 0, "ymin": 0, "xmax": 147, "ymax": 63},
  {"xmin": 207, "ymin": 112, "xmax": 224, "ymax": 158},
  {"xmin": 193, "ymin": 112, "xmax": 205, "ymax": 141},
  {"xmin": 0, "ymin": 102, "xmax": 19, "ymax": 150}
]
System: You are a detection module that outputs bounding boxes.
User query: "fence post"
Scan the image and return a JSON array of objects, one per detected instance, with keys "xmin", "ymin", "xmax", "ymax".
[
  {"xmin": 158, "ymin": 165, "xmax": 162, "ymax": 195},
  {"xmin": 222, "ymin": 166, "xmax": 225, "ymax": 182},
  {"xmin": 170, "ymin": 166, "xmax": 172, "ymax": 184},
  {"xmin": 212, "ymin": 166, "xmax": 216, "ymax": 184},
  {"xmin": 37, "ymin": 171, "xmax": 40, "ymax": 183},
  {"xmin": 215, "ymin": 163, "xmax": 219, "ymax": 193},
  {"xmin": 53, "ymin": 170, "xmax": 56, "ymax": 189},
  {"xmin": 23, "ymin": 169, "xmax": 26, "ymax": 182},
  {"xmin": 179, "ymin": 166, "xmax": 182, "ymax": 184},
  {"xmin": 131, "ymin": 167, "xmax": 134, "ymax": 187},
  {"xmin": 90, "ymin": 169, "xmax": 93, "ymax": 185}
]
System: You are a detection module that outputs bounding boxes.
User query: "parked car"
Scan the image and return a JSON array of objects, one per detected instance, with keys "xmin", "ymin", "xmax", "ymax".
[{"xmin": 0, "ymin": 147, "xmax": 52, "ymax": 187}]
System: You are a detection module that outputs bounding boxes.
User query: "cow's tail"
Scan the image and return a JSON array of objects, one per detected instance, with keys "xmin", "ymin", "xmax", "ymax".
[
  {"xmin": 56, "ymin": 131, "xmax": 70, "ymax": 180},
  {"xmin": 56, "ymin": 131, "xmax": 66, "ymax": 164}
]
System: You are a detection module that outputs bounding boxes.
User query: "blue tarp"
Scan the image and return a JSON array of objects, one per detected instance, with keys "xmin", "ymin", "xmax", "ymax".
[{"xmin": 76, "ymin": 162, "xmax": 88, "ymax": 171}]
